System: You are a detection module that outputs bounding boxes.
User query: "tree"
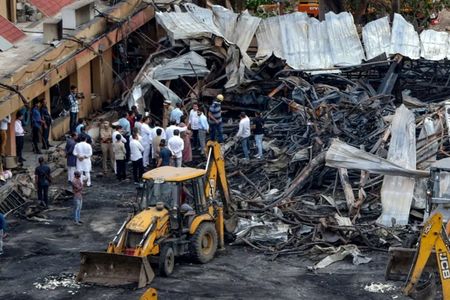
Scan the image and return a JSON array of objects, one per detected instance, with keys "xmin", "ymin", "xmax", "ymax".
[
  {"xmin": 400, "ymin": 0, "xmax": 450, "ymax": 31},
  {"xmin": 319, "ymin": 0, "xmax": 345, "ymax": 21}
]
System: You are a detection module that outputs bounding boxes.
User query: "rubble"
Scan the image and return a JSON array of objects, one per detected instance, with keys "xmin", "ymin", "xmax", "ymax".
[
  {"xmin": 33, "ymin": 273, "xmax": 81, "ymax": 291},
  {"xmin": 118, "ymin": 3, "xmax": 450, "ymax": 262},
  {"xmin": 364, "ymin": 282, "xmax": 397, "ymax": 293}
]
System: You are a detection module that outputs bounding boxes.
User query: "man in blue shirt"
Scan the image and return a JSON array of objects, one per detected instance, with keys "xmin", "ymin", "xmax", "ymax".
[
  {"xmin": 208, "ymin": 94, "xmax": 224, "ymax": 143},
  {"xmin": 40, "ymin": 99, "xmax": 53, "ymax": 149},
  {"xmin": 0, "ymin": 213, "xmax": 6, "ymax": 255},
  {"xmin": 119, "ymin": 112, "xmax": 131, "ymax": 161},
  {"xmin": 197, "ymin": 109, "xmax": 209, "ymax": 155},
  {"xmin": 76, "ymin": 118, "xmax": 84, "ymax": 135},
  {"xmin": 157, "ymin": 139, "xmax": 172, "ymax": 167},
  {"xmin": 170, "ymin": 102, "xmax": 183, "ymax": 125},
  {"xmin": 77, "ymin": 126, "xmax": 93, "ymax": 144},
  {"xmin": 35, "ymin": 157, "xmax": 52, "ymax": 209},
  {"xmin": 31, "ymin": 99, "xmax": 44, "ymax": 154}
]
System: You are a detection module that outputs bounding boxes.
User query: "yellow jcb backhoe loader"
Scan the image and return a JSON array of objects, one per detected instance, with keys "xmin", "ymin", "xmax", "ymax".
[
  {"xmin": 76, "ymin": 141, "xmax": 235, "ymax": 288},
  {"xmin": 387, "ymin": 212, "xmax": 450, "ymax": 300}
]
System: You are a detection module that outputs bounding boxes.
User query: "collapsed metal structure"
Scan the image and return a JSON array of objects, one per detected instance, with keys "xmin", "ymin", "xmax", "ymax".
[{"xmin": 117, "ymin": 3, "xmax": 450, "ymax": 263}]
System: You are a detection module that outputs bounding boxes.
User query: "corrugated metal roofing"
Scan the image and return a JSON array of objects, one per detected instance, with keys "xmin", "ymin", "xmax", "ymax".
[
  {"xmin": 27, "ymin": 0, "xmax": 75, "ymax": 17},
  {"xmin": 420, "ymin": 29, "xmax": 448, "ymax": 61},
  {"xmin": 390, "ymin": 13, "xmax": 420, "ymax": 60},
  {"xmin": 155, "ymin": 11, "xmax": 220, "ymax": 41},
  {"xmin": 362, "ymin": 17, "xmax": 391, "ymax": 60},
  {"xmin": 308, "ymin": 18, "xmax": 332, "ymax": 69},
  {"xmin": 325, "ymin": 12, "xmax": 365, "ymax": 65},
  {"xmin": 0, "ymin": 35, "xmax": 13, "ymax": 52},
  {"xmin": 0, "ymin": 15, "xmax": 25, "ymax": 44},
  {"xmin": 256, "ymin": 13, "xmax": 308, "ymax": 69},
  {"xmin": 211, "ymin": 5, "xmax": 237, "ymax": 42},
  {"xmin": 151, "ymin": 51, "xmax": 210, "ymax": 80},
  {"xmin": 155, "ymin": 4, "xmax": 450, "ymax": 72}
]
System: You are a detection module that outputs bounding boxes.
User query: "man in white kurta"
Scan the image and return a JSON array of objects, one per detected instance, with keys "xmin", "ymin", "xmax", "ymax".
[
  {"xmin": 141, "ymin": 117, "xmax": 152, "ymax": 167},
  {"xmin": 168, "ymin": 129, "xmax": 184, "ymax": 168},
  {"xmin": 73, "ymin": 136, "xmax": 93, "ymax": 186}
]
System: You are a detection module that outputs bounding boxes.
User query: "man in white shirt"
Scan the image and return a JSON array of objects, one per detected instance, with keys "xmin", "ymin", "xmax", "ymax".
[
  {"xmin": 165, "ymin": 120, "xmax": 187, "ymax": 141},
  {"xmin": 188, "ymin": 102, "xmax": 200, "ymax": 150},
  {"xmin": 168, "ymin": 129, "xmax": 184, "ymax": 168},
  {"xmin": 15, "ymin": 112, "xmax": 27, "ymax": 162},
  {"xmin": 140, "ymin": 116, "xmax": 152, "ymax": 167},
  {"xmin": 0, "ymin": 115, "xmax": 10, "ymax": 157},
  {"xmin": 73, "ymin": 135, "xmax": 93, "ymax": 187},
  {"xmin": 150, "ymin": 121, "xmax": 166, "ymax": 140},
  {"xmin": 112, "ymin": 125, "xmax": 127, "ymax": 144},
  {"xmin": 130, "ymin": 132, "xmax": 144, "ymax": 184},
  {"xmin": 236, "ymin": 112, "xmax": 251, "ymax": 160},
  {"xmin": 135, "ymin": 114, "xmax": 143, "ymax": 135}
]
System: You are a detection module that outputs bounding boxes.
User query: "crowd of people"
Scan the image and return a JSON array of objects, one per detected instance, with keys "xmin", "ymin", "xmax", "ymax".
[
  {"xmin": 28, "ymin": 94, "xmax": 265, "ymax": 227},
  {"xmin": 0, "ymin": 93, "xmax": 267, "ymax": 255}
]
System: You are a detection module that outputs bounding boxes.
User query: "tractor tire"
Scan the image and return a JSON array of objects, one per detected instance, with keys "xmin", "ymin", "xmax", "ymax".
[
  {"xmin": 158, "ymin": 245, "xmax": 175, "ymax": 277},
  {"xmin": 189, "ymin": 222, "xmax": 218, "ymax": 264}
]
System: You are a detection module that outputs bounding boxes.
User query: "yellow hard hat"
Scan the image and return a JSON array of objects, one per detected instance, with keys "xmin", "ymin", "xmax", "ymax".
[{"xmin": 216, "ymin": 94, "xmax": 224, "ymax": 101}]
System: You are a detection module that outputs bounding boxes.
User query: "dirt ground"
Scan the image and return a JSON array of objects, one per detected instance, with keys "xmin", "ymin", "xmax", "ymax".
[{"xmin": 0, "ymin": 164, "xmax": 412, "ymax": 300}]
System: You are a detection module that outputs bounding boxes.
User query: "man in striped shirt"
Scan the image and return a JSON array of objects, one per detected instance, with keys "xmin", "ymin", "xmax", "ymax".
[{"xmin": 208, "ymin": 94, "xmax": 224, "ymax": 143}]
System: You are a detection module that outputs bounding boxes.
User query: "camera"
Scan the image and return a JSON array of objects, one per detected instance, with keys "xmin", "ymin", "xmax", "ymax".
[{"xmin": 77, "ymin": 92, "xmax": 85, "ymax": 99}]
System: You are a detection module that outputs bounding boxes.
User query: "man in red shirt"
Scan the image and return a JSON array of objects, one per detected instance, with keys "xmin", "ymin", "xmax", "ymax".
[
  {"xmin": 127, "ymin": 111, "xmax": 135, "ymax": 132},
  {"xmin": 73, "ymin": 170, "xmax": 87, "ymax": 226}
]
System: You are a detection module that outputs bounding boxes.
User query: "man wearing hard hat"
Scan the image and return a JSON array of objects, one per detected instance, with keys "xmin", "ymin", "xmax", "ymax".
[{"xmin": 208, "ymin": 94, "xmax": 224, "ymax": 143}]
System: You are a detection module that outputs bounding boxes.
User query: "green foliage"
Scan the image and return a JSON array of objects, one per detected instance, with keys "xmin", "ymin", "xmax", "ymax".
[
  {"xmin": 245, "ymin": 0, "xmax": 272, "ymax": 11},
  {"xmin": 343, "ymin": 0, "xmax": 450, "ymax": 30},
  {"xmin": 399, "ymin": 0, "xmax": 450, "ymax": 30},
  {"xmin": 253, "ymin": 10, "xmax": 277, "ymax": 18}
]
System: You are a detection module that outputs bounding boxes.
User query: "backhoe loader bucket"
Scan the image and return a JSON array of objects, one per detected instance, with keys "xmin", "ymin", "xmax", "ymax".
[
  {"xmin": 76, "ymin": 251, "xmax": 155, "ymax": 288},
  {"xmin": 407, "ymin": 272, "xmax": 437, "ymax": 300},
  {"xmin": 385, "ymin": 247, "xmax": 437, "ymax": 281}
]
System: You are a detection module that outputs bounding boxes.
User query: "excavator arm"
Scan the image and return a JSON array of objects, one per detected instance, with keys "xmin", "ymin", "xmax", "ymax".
[
  {"xmin": 204, "ymin": 141, "xmax": 232, "ymax": 213},
  {"xmin": 403, "ymin": 212, "xmax": 450, "ymax": 299}
]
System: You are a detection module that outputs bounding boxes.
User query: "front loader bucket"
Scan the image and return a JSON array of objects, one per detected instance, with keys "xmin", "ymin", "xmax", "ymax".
[
  {"xmin": 76, "ymin": 251, "xmax": 155, "ymax": 288},
  {"xmin": 385, "ymin": 247, "xmax": 437, "ymax": 281}
]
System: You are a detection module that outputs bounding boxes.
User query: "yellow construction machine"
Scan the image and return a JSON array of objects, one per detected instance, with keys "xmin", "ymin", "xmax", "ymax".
[
  {"xmin": 386, "ymin": 212, "xmax": 450, "ymax": 299},
  {"xmin": 76, "ymin": 141, "xmax": 235, "ymax": 288}
]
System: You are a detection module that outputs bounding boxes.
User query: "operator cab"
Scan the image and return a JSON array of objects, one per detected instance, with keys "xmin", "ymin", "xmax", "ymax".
[{"xmin": 139, "ymin": 166, "xmax": 209, "ymax": 234}]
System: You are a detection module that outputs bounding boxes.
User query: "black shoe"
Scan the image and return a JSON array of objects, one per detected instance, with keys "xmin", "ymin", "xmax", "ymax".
[
  {"xmin": 35, "ymin": 150, "xmax": 43, "ymax": 154},
  {"xmin": 20, "ymin": 157, "xmax": 26, "ymax": 162}
]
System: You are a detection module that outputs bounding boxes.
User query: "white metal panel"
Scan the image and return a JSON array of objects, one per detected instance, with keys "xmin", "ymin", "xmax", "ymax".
[
  {"xmin": 390, "ymin": 13, "xmax": 420, "ymax": 59},
  {"xmin": 325, "ymin": 12, "xmax": 365, "ymax": 65},
  {"xmin": 420, "ymin": 29, "xmax": 448, "ymax": 61},
  {"xmin": 308, "ymin": 18, "xmax": 332, "ymax": 69},
  {"xmin": 378, "ymin": 105, "xmax": 416, "ymax": 226},
  {"xmin": 0, "ymin": 35, "xmax": 13, "ymax": 52},
  {"xmin": 362, "ymin": 17, "xmax": 391, "ymax": 60}
]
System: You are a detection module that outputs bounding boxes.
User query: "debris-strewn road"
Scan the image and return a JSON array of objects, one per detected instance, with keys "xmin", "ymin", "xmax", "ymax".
[{"xmin": 0, "ymin": 169, "xmax": 409, "ymax": 300}]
